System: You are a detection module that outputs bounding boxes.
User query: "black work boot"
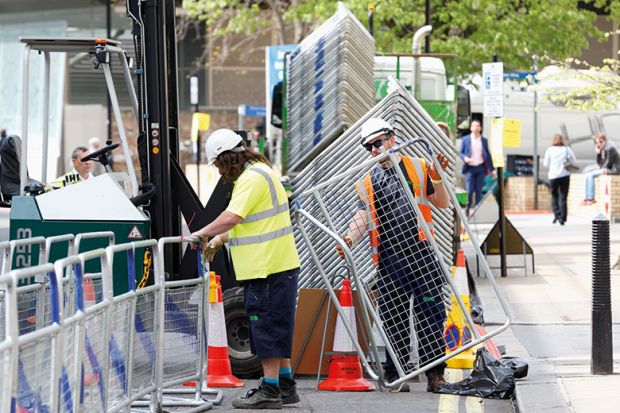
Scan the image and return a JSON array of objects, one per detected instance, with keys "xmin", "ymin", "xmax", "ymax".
[
  {"xmin": 231, "ymin": 380, "xmax": 283, "ymax": 409},
  {"xmin": 279, "ymin": 378, "xmax": 301, "ymax": 405},
  {"xmin": 426, "ymin": 370, "xmax": 446, "ymax": 393}
]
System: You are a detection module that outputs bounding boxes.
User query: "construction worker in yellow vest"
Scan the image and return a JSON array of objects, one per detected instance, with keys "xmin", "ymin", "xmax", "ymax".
[
  {"xmin": 190, "ymin": 129, "xmax": 300, "ymax": 410},
  {"xmin": 336, "ymin": 117, "xmax": 450, "ymax": 393}
]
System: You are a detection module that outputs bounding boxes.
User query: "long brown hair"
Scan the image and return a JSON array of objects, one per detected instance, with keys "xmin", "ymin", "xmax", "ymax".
[{"xmin": 215, "ymin": 146, "xmax": 271, "ymax": 182}]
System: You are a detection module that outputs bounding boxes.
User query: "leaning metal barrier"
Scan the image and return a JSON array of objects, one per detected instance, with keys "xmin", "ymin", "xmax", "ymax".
[
  {"xmin": 292, "ymin": 77, "xmax": 458, "ymax": 291},
  {"xmin": 295, "ymin": 139, "xmax": 512, "ymax": 387}
]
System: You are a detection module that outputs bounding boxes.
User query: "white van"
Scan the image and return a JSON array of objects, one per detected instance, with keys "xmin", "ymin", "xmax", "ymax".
[{"xmin": 468, "ymin": 66, "xmax": 620, "ymax": 173}]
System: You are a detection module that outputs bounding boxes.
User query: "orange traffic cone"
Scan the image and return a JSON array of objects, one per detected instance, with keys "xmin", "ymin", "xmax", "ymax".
[
  {"xmin": 445, "ymin": 250, "xmax": 476, "ymax": 369},
  {"xmin": 318, "ymin": 280, "xmax": 374, "ymax": 391},
  {"xmin": 206, "ymin": 274, "xmax": 244, "ymax": 387},
  {"xmin": 475, "ymin": 324, "xmax": 502, "ymax": 360}
]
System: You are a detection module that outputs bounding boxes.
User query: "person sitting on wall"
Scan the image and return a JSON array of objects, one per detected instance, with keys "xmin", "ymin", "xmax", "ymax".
[
  {"xmin": 581, "ymin": 134, "xmax": 620, "ymax": 206},
  {"xmin": 47, "ymin": 146, "xmax": 94, "ymax": 191}
]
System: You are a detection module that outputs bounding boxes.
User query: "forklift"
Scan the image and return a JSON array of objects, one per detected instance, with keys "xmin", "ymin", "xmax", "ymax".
[{"xmin": 5, "ymin": 1, "xmax": 260, "ymax": 376}]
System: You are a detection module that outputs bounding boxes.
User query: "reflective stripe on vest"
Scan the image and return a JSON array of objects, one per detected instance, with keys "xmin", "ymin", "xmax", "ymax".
[
  {"xmin": 241, "ymin": 167, "xmax": 290, "ymax": 223},
  {"xmin": 402, "ymin": 157, "xmax": 435, "ymax": 237},
  {"xmin": 229, "ymin": 225, "xmax": 294, "ymax": 246},
  {"xmin": 356, "ymin": 156, "xmax": 435, "ymax": 267},
  {"xmin": 229, "ymin": 165, "xmax": 293, "ymax": 247},
  {"xmin": 356, "ymin": 178, "xmax": 380, "ymax": 266}
]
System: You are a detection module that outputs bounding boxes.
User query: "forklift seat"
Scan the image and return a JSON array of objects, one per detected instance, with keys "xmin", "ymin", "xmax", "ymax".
[{"xmin": 0, "ymin": 134, "xmax": 43, "ymax": 204}]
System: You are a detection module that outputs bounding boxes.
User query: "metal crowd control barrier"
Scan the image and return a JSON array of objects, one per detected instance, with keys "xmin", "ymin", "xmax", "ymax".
[
  {"xmin": 131, "ymin": 236, "xmax": 221, "ymax": 412},
  {"xmin": 104, "ymin": 239, "xmax": 160, "ymax": 412},
  {"xmin": 294, "ymin": 139, "xmax": 513, "ymax": 387},
  {"xmin": 0, "ymin": 274, "xmax": 15, "ymax": 413},
  {"xmin": 73, "ymin": 231, "xmax": 116, "ymax": 256},
  {"xmin": 292, "ymin": 77, "xmax": 457, "ymax": 291},
  {"xmin": 286, "ymin": 2, "xmax": 375, "ymax": 172},
  {"xmin": 7, "ymin": 263, "xmax": 62, "ymax": 412},
  {"xmin": 0, "ymin": 236, "xmax": 221, "ymax": 413},
  {"xmin": 54, "ymin": 249, "xmax": 113, "ymax": 413}
]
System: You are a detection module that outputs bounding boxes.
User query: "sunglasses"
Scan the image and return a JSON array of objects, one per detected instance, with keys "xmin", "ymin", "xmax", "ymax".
[{"xmin": 363, "ymin": 137, "xmax": 390, "ymax": 151}]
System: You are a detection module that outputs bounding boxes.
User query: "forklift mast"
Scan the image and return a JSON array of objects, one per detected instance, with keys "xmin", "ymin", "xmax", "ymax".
[
  {"xmin": 125, "ymin": 0, "xmax": 236, "ymax": 282},
  {"xmin": 126, "ymin": 0, "xmax": 179, "ymax": 236}
]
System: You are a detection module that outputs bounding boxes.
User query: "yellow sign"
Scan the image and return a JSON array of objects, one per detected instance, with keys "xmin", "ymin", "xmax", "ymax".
[
  {"xmin": 502, "ymin": 118, "xmax": 521, "ymax": 148},
  {"xmin": 490, "ymin": 118, "xmax": 505, "ymax": 168},
  {"xmin": 191, "ymin": 113, "xmax": 211, "ymax": 142},
  {"xmin": 489, "ymin": 117, "xmax": 521, "ymax": 167}
]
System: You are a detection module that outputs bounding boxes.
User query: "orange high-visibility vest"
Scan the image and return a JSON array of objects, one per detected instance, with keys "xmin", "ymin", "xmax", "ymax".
[{"xmin": 355, "ymin": 156, "xmax": 435, "ymax": 267}]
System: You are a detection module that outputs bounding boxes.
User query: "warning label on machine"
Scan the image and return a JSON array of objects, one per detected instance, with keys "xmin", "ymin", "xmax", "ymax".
[{"xmin": 128, "ymin": 226, "xmax": 143, "ymax": 239}]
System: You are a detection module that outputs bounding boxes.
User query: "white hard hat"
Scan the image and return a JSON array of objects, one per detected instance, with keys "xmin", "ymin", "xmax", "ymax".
[
  {"xmin": 360, "ymin": 117, "xmax": 394, "ymax": 145},
  {"xmin": 205, "ymin": 129, "xmax": 245, "ymax": 165}
]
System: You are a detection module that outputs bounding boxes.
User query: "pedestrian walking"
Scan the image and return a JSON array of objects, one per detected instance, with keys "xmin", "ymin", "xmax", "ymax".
[
  {"xmin": 190, "ymin": 129, "xmax": 300, "ymax": 410},
  {"xmin": 459, "ymin": 120, "xmax": 495, "ymax": 215},
  {"xmin": 543, "ymin": 133, "xmax": 576, "ymax": 225},
  {"xmin": 336, "ymin": 117, "xmax": 450, "ymax": 393}
]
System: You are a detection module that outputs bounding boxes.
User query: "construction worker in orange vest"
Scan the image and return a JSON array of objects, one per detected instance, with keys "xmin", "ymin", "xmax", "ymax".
[{"xmin": 336, "ymin": 117, "xmax": 450, "ymax": 393}]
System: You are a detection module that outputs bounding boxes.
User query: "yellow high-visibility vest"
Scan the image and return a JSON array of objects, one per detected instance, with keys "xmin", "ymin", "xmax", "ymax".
[{"xmin": 226, "ymin": 162, "xmax": 300, "ymax": 280}]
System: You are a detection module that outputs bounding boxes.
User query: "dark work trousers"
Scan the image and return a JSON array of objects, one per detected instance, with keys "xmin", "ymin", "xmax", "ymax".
[
  {"xmin": 377, "ymin": 241, "xmax": 447, "ymax": 380},
  {"xmin": 465, "ymin": 164, "xmax": 487, "ymax": 210},
  {"xmin": 550, "ymin": 175, "xmax": 570, "ymax": 224}
]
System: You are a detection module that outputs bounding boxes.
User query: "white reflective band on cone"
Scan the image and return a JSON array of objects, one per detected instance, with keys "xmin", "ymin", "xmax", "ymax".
[
  {"xmin": 454, "ymin": 265, "xmax": 469, "ymax": 296},
  {"xmin": 208, "ymin": 301, "xmax": 228, "ymax": 347},
  {"xmin": 332, "ymin": 305, "xmax": 357, "ymax": 352}
]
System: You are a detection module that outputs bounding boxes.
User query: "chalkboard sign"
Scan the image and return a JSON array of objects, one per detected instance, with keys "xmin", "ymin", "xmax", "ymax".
[{"xmin": 506, "ymin": 154, "xmax": 539, "ymax": 176}]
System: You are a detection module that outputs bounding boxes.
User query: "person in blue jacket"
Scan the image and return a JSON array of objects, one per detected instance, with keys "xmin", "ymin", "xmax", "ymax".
[{"xmin": 459, "ymin": 120, "xmax": 495, "ymax": 214}]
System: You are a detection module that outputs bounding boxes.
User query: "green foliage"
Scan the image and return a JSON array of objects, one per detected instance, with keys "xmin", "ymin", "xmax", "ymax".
[
  {"xmin": 538, "ymin": 57, "xmax": 620, "ymax": 111},
  {"xmin": 183, "ymin": 0, "xmax": 606, "ymax": 76}
]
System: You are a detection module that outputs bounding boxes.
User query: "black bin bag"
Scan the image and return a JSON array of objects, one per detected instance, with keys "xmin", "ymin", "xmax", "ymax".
[{"xmin": 435, "ymin": 348, "xmax": 518, "ymax": 399}]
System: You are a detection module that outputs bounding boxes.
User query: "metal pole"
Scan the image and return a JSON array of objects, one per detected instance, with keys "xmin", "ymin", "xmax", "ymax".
[
  {"xmin": 367, "ymin": 3, "xmax": 375, "ymax": 37},
  {"xmin": 237, "ymin": 105, "xmax": 245, "ymax": 131},
  {"xmin": 424, "ymin": 0, "xmax": 431, "ymax": 52},
  {"xmin": 20, "ymin": 45, "xmax": 31, "ymax": 196},
  {"xmin": 106, "ymin": 0, "xmax": 112, "ymax": 144},
  {"xmin": 591, "ymin": 214, "xmax": 613, "ymax": 374},
  {"xmin": 195, "ymin": 102, "xmax": 201, "ymax": 199},
  {"xmin": 41, "ymin": 52, "xmax": 50, "ymax": 183},
  {"xmin": 493, "ymin": 54, "xmax": 507, "ymax": 278},
  {"xmin": 533, "ymin": 57, "xmax": 539, "ymax": 210},
  {"xmin": 190, "ymin": 75, "xmax": 200, "ymax": 199}
]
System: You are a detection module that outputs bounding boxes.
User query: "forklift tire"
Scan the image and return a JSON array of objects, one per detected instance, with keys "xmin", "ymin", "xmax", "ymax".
[{"xmin": 223, "ymin": 287, "xmax": 262, "ymax": 378}]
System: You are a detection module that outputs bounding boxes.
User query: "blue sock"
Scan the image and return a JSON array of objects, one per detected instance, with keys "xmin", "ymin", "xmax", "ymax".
[
  {"xmin": 264, "ymin": 377, "xmax": 279, "ymax": 387},
  {"xmin": 279, "ymin": 367, "xmax": 293, "ymax": 380}
]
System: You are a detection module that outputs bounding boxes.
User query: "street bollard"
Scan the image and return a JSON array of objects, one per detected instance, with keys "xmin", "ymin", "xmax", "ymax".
[{"xmin": 591, "ymin": 214, "xmax": 613, "ymax": 375}]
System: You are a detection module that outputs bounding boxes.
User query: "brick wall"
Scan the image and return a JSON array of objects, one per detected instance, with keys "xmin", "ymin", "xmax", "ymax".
[
  {"xmin": 568, "ymin": 173, "xmax": 620, "ymax": 220},
  {"xmin": 504, "ymin": 176, "xmax": 551, "ymax": 212}
]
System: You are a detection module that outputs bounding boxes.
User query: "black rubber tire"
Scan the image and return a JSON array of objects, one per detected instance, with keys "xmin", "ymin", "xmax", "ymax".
[{"xmin": 222, "ymin": 286, "xmax": 262, "ymax": 378}]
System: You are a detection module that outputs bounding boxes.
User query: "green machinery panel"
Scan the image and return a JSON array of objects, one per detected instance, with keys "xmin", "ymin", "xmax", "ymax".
[{"xmin": 9, "ymin": 196, "xmax": 151, "ymax": 294}]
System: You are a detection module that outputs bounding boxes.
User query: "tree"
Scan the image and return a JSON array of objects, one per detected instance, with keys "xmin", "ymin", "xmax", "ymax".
[
  {"xmin": 532, "ymin": 1, "xmax": 620, "ymax": 112},
  {"xmin": 536, "ymin": 58, "xmax": 620, "ymax": 111},
  {"xmin": 181, "ymin": 0, "xmax": 605, "ymax": 77}
]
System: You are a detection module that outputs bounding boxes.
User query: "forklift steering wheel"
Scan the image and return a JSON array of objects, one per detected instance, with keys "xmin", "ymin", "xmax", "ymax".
[{"xmin": 81, "ymin": 142, "xmax": 120, "ymax": 164}]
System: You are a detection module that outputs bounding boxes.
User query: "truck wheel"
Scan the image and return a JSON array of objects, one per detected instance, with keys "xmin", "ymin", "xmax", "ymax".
[{"xmin": 223, "ymin": 287, "xmax": 262, "ymax": 378}]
